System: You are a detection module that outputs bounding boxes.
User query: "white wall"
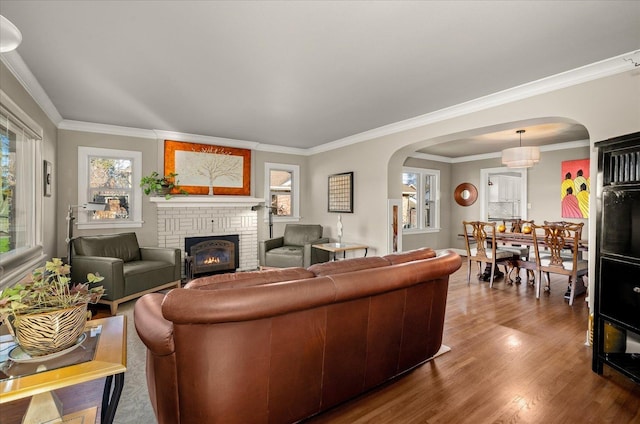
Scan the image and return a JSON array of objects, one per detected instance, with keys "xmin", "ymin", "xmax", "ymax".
[{"xmin": 303, "ymin": 70, "xmax": 639, "ymax": 259}]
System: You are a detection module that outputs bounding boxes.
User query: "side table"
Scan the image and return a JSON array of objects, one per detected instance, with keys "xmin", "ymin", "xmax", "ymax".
[
  {"xmin": 313, "ymin": 242, "xmax": 369, "ymax": 261},
  {"xmin": 0, "ymin": 315, "xmax": 127, "ymax": 424}
]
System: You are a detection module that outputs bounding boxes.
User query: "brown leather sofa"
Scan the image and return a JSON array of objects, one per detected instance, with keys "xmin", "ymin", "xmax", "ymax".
[{"xmin": 134, "ymin": 247, "xmax": 461, "ymax": 424}]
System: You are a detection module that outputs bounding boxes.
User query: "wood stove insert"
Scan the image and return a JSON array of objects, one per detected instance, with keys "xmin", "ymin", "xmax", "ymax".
[{"xmin": 185, "ymin": 235, "xmax": 239, "ymax": 280}]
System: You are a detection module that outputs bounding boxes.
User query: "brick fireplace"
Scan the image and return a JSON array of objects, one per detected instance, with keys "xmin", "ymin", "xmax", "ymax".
[{"xmin": 151, "ymin": 196, "xmax": 263, "ymax": 278}]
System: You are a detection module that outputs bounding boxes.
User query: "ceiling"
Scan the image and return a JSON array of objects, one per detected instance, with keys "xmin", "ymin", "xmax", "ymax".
[
  {"xmin": 418, "ymin": 122, "xmax": 591, "ymax": 159},
  {"xmin": 1, "ymin": 1, "xmax": 639, "ymax": 155}
]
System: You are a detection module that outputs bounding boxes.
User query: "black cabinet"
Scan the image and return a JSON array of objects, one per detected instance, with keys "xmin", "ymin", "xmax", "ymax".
[{"xmin": 592, "ymin": 131, "xmax": 640, "ymax": 384}]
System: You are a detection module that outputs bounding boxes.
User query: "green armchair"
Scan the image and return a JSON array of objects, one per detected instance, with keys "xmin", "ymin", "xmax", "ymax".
[
  {"xmin": 259, "ymin": 224, "xmax": 330, "ymax": 268},
  {"xmin": 71, "ymin": 232, "xmax": 181, "ymax": 314}
]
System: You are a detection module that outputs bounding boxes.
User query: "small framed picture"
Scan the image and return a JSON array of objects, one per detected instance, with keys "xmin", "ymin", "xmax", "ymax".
[
  {"xmin": 328, "ymin": 172, "xmax": 353, "ymax": 213},
  {"xmin": 43, "ymin": 160, "xmax": 52, "ymax": 197}
]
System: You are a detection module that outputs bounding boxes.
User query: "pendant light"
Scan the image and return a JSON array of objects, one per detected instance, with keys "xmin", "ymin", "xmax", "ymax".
[
  {"xmin": 0, "ymin": 15, "xmax": 22, "ymax": 53},
  {"xmin": 501, "ymin": 129, "xmax": 540, "ymax": 168}
]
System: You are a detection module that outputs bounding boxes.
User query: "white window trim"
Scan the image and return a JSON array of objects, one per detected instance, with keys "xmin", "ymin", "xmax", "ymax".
[
  {"xmin": 264, "ymin": 162, "xmax": 301, "ymax": 222},
  {"xmin": 402, "ymin": 166, "xmax": 440, "ymax": 234},
  {"xmin": 0, "ymin": 90, "xmax": 46, "ymax": 288},
  {"xmin": 77, "ymin": 147, "xmax": 143, "ymax": 229}
]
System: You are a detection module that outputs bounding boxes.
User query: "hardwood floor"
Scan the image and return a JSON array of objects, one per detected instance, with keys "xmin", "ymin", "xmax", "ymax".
[
  {"xmin": 306, "ymin": 264, "xmax": 640, "ymax": 424},
  {"xmin": 2, "ymin": 262, "xmax": 639, "ymax": 423}
]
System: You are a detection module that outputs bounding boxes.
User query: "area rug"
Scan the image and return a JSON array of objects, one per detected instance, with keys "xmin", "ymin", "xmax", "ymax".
[{"xmin": 110, "ymin": 300, "xmax": 156, "ymax": 424}]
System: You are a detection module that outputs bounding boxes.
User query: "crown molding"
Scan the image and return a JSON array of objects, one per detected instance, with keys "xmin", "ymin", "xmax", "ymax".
[
  {"xmin": 3, "ymin": 48, "xmax": 636, "ymax": 155},
  {"xmin": 58, "ymin": 119, "xmax": 157, "ymax": 139},
  {"xmin": 56, "ymin": 120, "xmax": 310, "ymax": 155},
  {"xmin": 309, "ymin": 51, "xmax": 639, "ymax": 155},
  {"xmin": 153, "ymin": 129, "xmax": 259, "ymax": 149},
  {"xmin": 0, "ymin": 51, "xmax": 63, "ymax": 125},
  {"xmin": 410, "ymin": 139, "xmax": 591, "ymax": 163}
]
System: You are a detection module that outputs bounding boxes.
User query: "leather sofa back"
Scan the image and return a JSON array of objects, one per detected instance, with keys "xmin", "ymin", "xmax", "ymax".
[
  {"xmin": 308, "ymin": 256, "xmax": 390, "ymax": 276},
  {"xmin": 184, "ymin": 267, "xmax": 315, "ymax": 290},
  {"xmin": 383, "ymin": 246, "xmax": 436, "ymax": 264},
  {"xmin": 135, "ymin": 249, "xmax": 461, "ymax": 424}
]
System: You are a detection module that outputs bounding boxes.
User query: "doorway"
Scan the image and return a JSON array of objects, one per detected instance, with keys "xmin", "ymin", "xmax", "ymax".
[{"xmin": 479, "ymin": 167, "xmax": 528, "ymax": 222}]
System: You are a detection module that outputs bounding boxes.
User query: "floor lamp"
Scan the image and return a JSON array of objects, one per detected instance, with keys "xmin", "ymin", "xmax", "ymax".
[
  {"xmin": 66, "ymin": 202, "xmax": 107, "ymax": 264},
  {"xmin": 251, "ymin": 205, "xmax": 278, "ymax": 238}
]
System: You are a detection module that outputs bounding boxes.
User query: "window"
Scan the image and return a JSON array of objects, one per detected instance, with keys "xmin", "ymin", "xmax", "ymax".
[
  {"xmin": 77, "ymin": 147, "xmax": 142, "ymax": 229},
  {"xmin": 0, "ymin": 91, "xmax": 44, "ymax": 286},
  {"xmin": 264, "ymin": 163, "xmax": 300, "ymax": 221},
  {"xmin": 402, "ymin": 167, "xmax": 440, "ymax": 232}
]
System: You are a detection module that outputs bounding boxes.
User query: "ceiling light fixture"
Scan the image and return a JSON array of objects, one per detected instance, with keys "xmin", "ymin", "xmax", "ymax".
[
  {"xmin": 501, "ymin": 129, "xmax": 540, "ymax": 168},
  {"xmin": 0, "ymin": 15, "xmax": 22, "ymax": 53}
]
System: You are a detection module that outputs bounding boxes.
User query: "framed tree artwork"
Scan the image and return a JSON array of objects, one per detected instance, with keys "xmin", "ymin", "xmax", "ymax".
[
  {"xmin": 328, "ymin": 172, "xmax": 353, "ymax": 213},
  {"xmin": 164, "ymin": 140, "xmax": 251, "ymax": 196}
]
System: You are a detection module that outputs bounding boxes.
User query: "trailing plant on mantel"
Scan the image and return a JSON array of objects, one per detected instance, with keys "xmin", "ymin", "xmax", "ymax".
[
  {"xmin": 140, "ymin": 171, "xmax": 188, "ymax": 199},
  {"xmin": 0, "ymin": 258, "xmax": 105, "ymax": 317}
]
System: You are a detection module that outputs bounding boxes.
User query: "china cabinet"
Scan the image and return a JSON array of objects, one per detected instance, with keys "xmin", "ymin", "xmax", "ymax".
[{"xmin": 592, "ymin": 131, "xmax": 640, "ymax": 384}]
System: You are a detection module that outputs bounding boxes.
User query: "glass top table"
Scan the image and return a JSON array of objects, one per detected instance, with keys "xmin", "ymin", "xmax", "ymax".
[
  {"xmin": 313, "ymin": 242, "xmax": 369, "ymax": 261},
  {"xmin": 0, "ymin": 315, "xmax": 127, "ymax": 424}
]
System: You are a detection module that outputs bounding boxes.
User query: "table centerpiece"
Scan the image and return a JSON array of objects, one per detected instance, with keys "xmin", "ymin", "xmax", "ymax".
[{"xmin": 0, "ymin": 258, "xmax": 104, "ymax": 357}]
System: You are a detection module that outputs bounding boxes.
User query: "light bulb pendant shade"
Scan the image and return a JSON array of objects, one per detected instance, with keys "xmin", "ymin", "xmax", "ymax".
[
  {"xmin": 501, "ymin": 129, "xmax": 540, "ymax": 168},
  {"xmin": 502, "ymin": 146, "xmax": 540, "ymax": 168},
  {"xmin": 0, "ymin": 15, "xmax": 22, "ymax": 53}
]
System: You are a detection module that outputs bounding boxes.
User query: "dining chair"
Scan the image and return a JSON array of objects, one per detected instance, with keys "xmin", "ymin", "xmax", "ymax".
[
  {"xmin": 462, "ymin": 221, "xmax": 516, "ymax": 288},
  {"xmin": 530, "ymin": 222, "xmax": 588, "ymax": 305},
  {"xmin": 499, "ymin": 219, "xmax": 535, "ymax": 284}
]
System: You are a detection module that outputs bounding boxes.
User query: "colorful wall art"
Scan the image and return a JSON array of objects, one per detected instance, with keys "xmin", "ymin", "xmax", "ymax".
[{"xmin": 561, "ymin": 158, "xmax": 590, "ymax": 218}]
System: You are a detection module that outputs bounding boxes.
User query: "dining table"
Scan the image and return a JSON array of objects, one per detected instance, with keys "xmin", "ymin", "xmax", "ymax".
[{"xmin": 462, "ymin": 230, "xmax": 589, "ymax": 285}]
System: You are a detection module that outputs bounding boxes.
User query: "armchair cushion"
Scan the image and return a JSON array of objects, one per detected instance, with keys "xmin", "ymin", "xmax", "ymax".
[
  {"xmin": 73, "ymin": 232, "xmax": 141, "ymax": 262},
  {"xmin": 283, "ymin": 224, "xmax": 323, "ymax": 246}
]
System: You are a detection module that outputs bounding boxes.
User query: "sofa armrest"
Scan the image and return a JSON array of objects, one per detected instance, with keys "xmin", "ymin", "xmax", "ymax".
[
  {"xmin": 140, "ymin": 247, "xmax": 182, "ymax": 280},
  {"xmin": 134, "ymin": 293, "xmax": 175, "ymax": 356},
  {"xmin": 304, "ymin": 237, "xmax": 330, "ymax": 267},
  {"xmin": 70, "ymin": 256, "xmax": 125, "ymax": 300},
  {"xmin": 259, "ymin": 237, "xmax": 284, "ymax": 266}
]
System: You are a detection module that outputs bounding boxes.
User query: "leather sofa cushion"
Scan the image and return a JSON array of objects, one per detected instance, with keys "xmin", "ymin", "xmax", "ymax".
[
  {"xmin": 283, "ymin": 224, "xmax": 323, "ymax": 246},
  {"xmin": 73, "ymin": 232, "xmax": 141, "ymax": 262},
  {"xmin": 185, "ymin": 267, "xmax": 315, "ymax": 290},
  {"xmin": 383, "ymin": 247, "xmax": 436, "ymax": 265},
  {"xmin": 308, "ymin": 257, "xmax": 390, "ymax": 276}
]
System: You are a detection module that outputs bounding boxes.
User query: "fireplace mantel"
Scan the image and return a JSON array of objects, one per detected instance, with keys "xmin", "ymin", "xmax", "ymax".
[{"xmin": 150, "ymin": 196, "xmax": 264, "ymax": 208}]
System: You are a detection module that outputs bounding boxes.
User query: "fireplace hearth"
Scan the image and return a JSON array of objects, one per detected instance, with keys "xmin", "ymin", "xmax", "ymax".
[{"xmin": 185, "ymin": 235, "xmax": 240, "ymax": 280}]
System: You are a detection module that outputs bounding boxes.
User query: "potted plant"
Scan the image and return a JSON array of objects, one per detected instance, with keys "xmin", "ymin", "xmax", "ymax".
[
  {"xmin": 0, "ymin": 258, "xmax": 105, "ymax": 357},
  {"xmin": 140, "ymin": 171, "xmax": 187, "ymax": 199}
]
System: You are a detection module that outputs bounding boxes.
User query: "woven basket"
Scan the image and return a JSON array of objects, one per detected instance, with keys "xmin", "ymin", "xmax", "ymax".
[{"xmin": 11, "ymin": 303, "xmax": 88, "ymax": 357}]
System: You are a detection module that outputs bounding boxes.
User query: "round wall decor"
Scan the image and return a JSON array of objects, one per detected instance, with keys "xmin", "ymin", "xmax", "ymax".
[{"xmin": 454, "ymin": 183, "xmax": 478, "ymax": 206}]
